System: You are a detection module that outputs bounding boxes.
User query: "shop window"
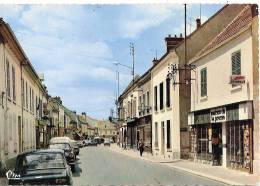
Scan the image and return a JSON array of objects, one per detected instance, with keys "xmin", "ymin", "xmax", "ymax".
[
  {"xmin": 200, "ymin": 68, "xmax": 207, "ymax": 97},
  {"xmin": 197, "ymin": 126, "xmax": 211, "ymax": 160},
  {"xmin": 232, "ymin": 51, "xmax": 241, "ymax": 75},
  {"xmin": 166, "ymin": 120, "xmax": 171, "ymax": 149},
  {"xmin": 227, "ymin": 122, "xmax": 251, "ymax": 171},
  {"xmin": 159, "ymin": 82, "xmax": 164, "ymax": 110}
]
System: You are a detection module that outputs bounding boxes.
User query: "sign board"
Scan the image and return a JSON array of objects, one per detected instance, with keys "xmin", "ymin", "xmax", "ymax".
[
  {"xmin": 210, "ymin": 107, "xmax": 226, "ymax": 123},
  {"xmin": 230, "ymin": 75, "xmax": 245, "ymax": 85}
]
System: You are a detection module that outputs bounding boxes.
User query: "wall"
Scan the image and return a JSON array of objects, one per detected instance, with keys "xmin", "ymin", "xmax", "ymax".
[
  {"xmin": 151, "ymin": 51, "xmax": 181, "ymax": 159},
  {"xmin": 191, "ymin": 29, "xmax": 253, "ymax": 111}
]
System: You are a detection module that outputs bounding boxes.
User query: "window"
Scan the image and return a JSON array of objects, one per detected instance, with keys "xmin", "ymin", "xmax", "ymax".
[
  {"xmin": 26, "ymin": 82, "xmax": 28, "ymax": 109},
  {"xmin": 155, "ymin": 122, "xmax": 158, "ymax": 147},
  {"xmin": 22, "ymin": 79, "xmax": 24, "ymax": 107},
  {"xmin": 232, "ymin": 51, "xmax": 241, "ymax": 75},
  {"xmin": 12, "ymin": 66, "xmax": 16, "ymax": 102},
  {"xmin": 200, "ymin": 68, "xmax": 207, "ymax": 97},
  {"xmin": 166, "ymin": 78, "xmax": 170, "ymax": 107},
  {"xmin": 159, "ymin": 82, "xmax": 164, "ymax": 110},
  {"xmin": 154, "ymin": 86, "xmax": 158, "ymax": 111},
  {"xmin": 29, "ymin": 87, "xmax": 32, "ymax": 111},
  {"xmin": 6, "ymin": 59, "xmax": 10, "ymax": 98},
  {"xmin": 143, "ymin": 94, "xmax": 145, "ymax": 114},
  {"xmin": 166, "ymin": 120, "xmax": 171, "ymax": 149},
  {"xmin": 32, "ymin": 90, "xmax": 34, "ymax": 114},
  {"xmin": 146, "ymin": 91, "xmax": 150, "ymax": 113},
  {"xmin": 139, "ymin": 96, "xmax": 142, "ymax": 115}
]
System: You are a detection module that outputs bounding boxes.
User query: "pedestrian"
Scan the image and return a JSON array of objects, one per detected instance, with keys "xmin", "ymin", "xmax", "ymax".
[{"xmin": 139, "ymin": 140, "xmax": 144, "ymax": 156}]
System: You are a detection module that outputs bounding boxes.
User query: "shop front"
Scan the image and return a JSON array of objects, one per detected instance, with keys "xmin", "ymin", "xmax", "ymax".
[
  {"xmin": 137, "ymin": 115, "xmax": 152, "ymax": 152},
  {"xmin": 188, "ymin": 101, "xmax": 253, "ymax": 173},
  {"xmin": 126, "ymin": 118, "xmax": 137, "ymax": 149}
]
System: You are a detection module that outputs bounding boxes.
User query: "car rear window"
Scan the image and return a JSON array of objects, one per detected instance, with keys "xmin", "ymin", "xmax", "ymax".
[
  {"xmin": 50, "ymin": 143, "xmax": 70, "ymax": 150},
  {"xmin": 20, "ymin": 153, "xmax": 65, "ymax": 170}
]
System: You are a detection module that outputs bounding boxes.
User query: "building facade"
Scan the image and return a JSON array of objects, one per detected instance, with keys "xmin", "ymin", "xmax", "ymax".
[
  {"xmin": 0, "ymin": 18, "xmax": 48, "ymax": 168},
  {"xmin": 188, "ymin": 5, "xmax": 258, "ymax": 173},
  {"xmin": 136, "ymin": 71, "xmax": 152, "ymax": 152}
]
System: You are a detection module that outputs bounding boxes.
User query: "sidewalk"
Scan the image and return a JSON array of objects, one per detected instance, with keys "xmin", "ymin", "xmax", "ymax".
[
  {"xmin": 0, "ymin": 177, "xmax": 7, "ymax": 185},
  {"xmin": 109, "ymin": 144, "xmax": 259, "ymax": 186}
]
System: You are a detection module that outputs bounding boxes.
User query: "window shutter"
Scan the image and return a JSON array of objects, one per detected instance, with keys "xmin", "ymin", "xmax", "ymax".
[{"xmin": 232, "ymin": 51, "xmax": 241, "ymax": 75}]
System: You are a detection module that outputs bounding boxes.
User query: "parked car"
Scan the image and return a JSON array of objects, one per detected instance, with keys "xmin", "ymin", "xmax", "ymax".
[
  {"xmin": 87, "ymin": 139, "xmax": 98, "ymax": 146},
  {"xmin": 77, "ymin": 140, "xmax": 84, "ymax": 148},
  {"xmin": 49, "ymin": 143, "xmax": 76, "ymax": 170},
  {"xmin": 6, "ymin": 149, "xmax": 73, "ymax": 185},
  {"xmin": 70, "ymin": 140, "xmax": 80, "ymax": 156},
  {"xmin": 50, "ymin": 137, "xmax": 80, "ymax": 156},
  {"xmin": 84, "ymin": 139, "xmax": 92, "ymax": 146},
  {"xmin": 104, "ymin": 139, "xmax": 111, "ymax": 147}
]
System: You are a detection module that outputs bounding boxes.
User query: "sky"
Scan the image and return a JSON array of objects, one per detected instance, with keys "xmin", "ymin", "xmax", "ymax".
[{"xmin": 0, "ymin": 3, "xmax": 223, "ymax": 119}]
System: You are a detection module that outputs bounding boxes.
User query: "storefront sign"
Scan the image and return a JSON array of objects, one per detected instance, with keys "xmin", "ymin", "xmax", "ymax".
[
  {"xmin": 210, "ymin": 107, "xmax": 226, "ymax": 123},
  {"xmin": 230, "ymin": 75, "xmax": 245, "ymax": 85}
]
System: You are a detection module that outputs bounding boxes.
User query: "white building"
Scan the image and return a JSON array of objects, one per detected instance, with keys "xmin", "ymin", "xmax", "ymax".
[{"xmin": 188, "ymin": 5, "xmax": 258, "ymax": 173}]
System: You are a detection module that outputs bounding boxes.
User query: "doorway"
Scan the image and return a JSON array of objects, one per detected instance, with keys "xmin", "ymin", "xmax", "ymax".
[
  {"xmin": 212, "ymin": 123, "xmax": 222, "ymax": 165},
  {"xmin": 161, "ymin": 121, "xmax": 165, "ymax": 155}
]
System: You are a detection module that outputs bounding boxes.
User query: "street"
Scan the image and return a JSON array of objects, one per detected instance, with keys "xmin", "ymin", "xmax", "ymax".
[{"xmin": 72, "ymin": 145, "xmax": 227, "ymax": 185}]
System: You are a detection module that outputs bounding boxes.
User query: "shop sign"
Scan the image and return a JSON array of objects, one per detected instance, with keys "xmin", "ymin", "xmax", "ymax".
[
  {"xmin": 230, "ymin": 75, "xmax": 245, "ymax": 85},
  {"xmin": 210, "ymin": 107, "xmax": 226, "ymax": 123}
]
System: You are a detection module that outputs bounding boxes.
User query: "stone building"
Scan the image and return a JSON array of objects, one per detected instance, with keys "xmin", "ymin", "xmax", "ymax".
[{"xmin": 0, "ymin": 18, "xmax": 48, "ymax": 168}]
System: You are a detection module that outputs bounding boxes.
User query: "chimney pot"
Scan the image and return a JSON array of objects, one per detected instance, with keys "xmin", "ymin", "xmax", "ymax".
[
  {"xmin": 180, "ymin": 33, "xmax": 183, "ymax": 38},
  {"xmin": 196, "ymin": 18, "xmax": 201, "ymax": 29},
  {"xmin": 168, "ymin": 34, "xmax": 171, "ymax": 37},
  {"xmin": 174, "ymin": 34, "xmax": 177, "ymax": 38}
]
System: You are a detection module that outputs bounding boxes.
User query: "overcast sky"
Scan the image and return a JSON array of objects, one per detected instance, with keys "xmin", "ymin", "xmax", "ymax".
[{"xmin": 0, "ymin": 4, "xmax": 223, "ymax": 119}]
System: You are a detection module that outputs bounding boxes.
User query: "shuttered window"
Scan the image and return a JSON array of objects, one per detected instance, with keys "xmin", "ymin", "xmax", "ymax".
[
  {"xmin": 200, "ymin": 68, "xmax": 207, "ymax": 97},
  {"xmin": 154, "ymin": 86, "xmax": 158, "ymax": 111},
  {"xmin": 232, "ymin": 51, "xmax": 241, "ymax": 75},
  {"xmin": 166, "ymin": 120, "xmax": 171, "ymax": 149},
  {"xmin": 12, "ymin": 66, "xmax": 16, "ymax": 102},
  {"xmin": 6, "ymin": 59, "xmax": 10, "ymax": 98},
  {"xmin": 159, "ymin": 82, "xmax": 164, "ymax": 110},
  {"xmin": 166, "ymin": 78, "xmax": 170, "ymax": 107}
]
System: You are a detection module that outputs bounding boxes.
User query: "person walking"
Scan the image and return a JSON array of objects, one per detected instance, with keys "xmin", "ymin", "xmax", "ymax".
[{"xmin": 139, "ymin": 140, "xmax": 144, "ymax": 156}]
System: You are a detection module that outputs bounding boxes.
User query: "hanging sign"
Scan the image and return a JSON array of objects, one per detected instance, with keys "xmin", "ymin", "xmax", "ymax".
[
  {"xmin": 230, "ymin": 75, "xmax": 245, "ymax": 85},
  {"xmin": 210, "ymin": 107, "xmax": 226, "ymax": 123}
]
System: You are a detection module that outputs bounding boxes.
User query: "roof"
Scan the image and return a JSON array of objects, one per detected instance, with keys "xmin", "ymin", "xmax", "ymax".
[{"xmin": 190, "ymin": 5, "xmax": 253, "ymax": 63}]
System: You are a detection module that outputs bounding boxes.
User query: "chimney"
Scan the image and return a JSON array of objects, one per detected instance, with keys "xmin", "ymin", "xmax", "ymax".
[
  {"xmin": 196, "ymin": 18, "xmax": 201, "ymax": 29},
  {"xmin": 251, "ymin": 4, "xmax": 258, "ymax": 17},
  {"xmin": 165, "ymin": 34, "xmax": 184, "ymax": 52},
  {"xmin": 152, "ymin": 57, "xmax": 159, "ymax": 66}
]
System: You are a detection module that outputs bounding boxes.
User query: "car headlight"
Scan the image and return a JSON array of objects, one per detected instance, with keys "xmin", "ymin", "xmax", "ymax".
[{"xmin": 55, "ymin": 178, "xmax": 67, "ymax": 184}]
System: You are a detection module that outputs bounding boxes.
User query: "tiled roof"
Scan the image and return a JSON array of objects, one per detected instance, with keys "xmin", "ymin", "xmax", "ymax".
[{"xmin": 191, "ymin": 5, "xmax": 252, "ymax": 62}]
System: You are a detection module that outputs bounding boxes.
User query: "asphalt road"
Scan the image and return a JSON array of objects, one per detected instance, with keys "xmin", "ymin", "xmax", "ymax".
[{"xmin": 72, "ymin": 145, "xmax": 227, "ymax": 186}]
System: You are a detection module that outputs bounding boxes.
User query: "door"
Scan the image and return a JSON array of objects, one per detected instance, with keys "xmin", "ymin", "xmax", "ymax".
[
  {"xmin": 161, "ymin": 122, "xmax": 165, "ymax": 155},
  {"xmin": 18, "ymin": 116, "xmax": 22, "ymax": 153}
]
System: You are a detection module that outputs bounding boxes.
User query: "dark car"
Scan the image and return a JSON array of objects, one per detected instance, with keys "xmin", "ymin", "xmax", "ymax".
[
  {"xmin": 49, "ymin": 143, "xmax": 76, "ymax": 170},
  {"xmin": 104, "ymin": 139, "xmax": 111, "ymax": 147},
  {"xmin": 70, "ymin": 140, "xmax": 80, "ymax": 156},
  {"xmin": 6, "ymin": 149, "xmax": 73, "ymax": 185},
  {"xmin": 88, "ymin": 139, "xmax": 97, "ymax": 146}
]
